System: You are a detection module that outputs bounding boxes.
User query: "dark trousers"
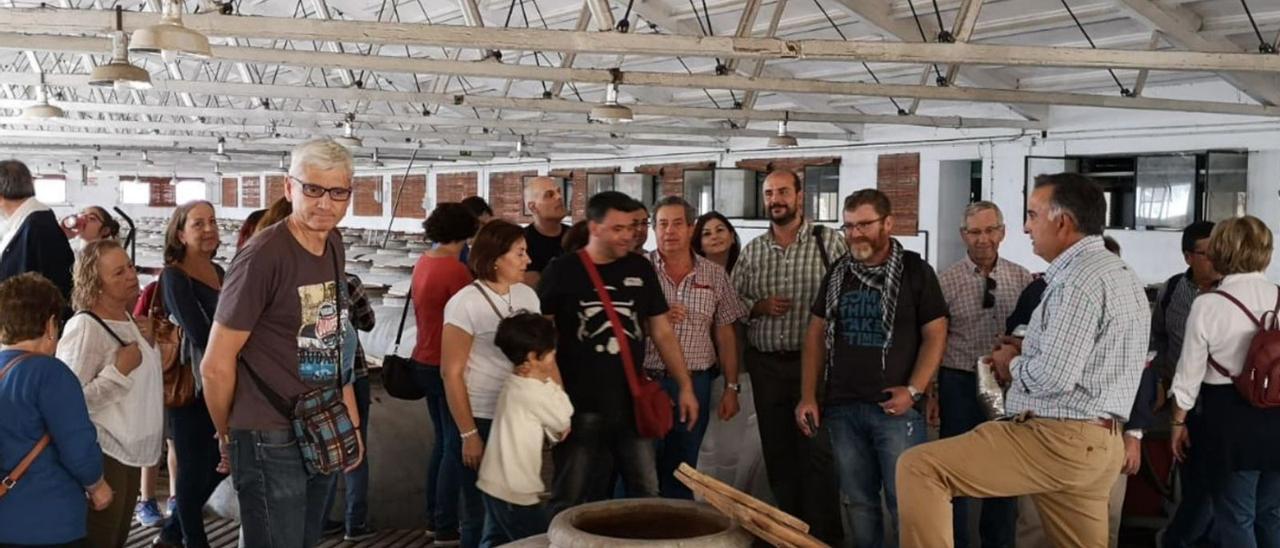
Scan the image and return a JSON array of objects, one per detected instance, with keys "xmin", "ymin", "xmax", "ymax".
[
  {"xmin": 479, "ymin": 494, "xmax": 549, "ymax": 548},
  {"xmin": 322, "ymin": 376, "xmax": 372, "ymax": 532},
  {"xmin": 1212, "ymin": 470, "xmax": 1280, "ymax": 548},
  {"xmin": 746, "ymin": 346, "xmax": 842, "ymax": 544},
  {"xmin": 230, "ymin": 429, "xmax": 336, "ymax": 548},
  {"xmin": 655, "ymin": 370, "xmax": 714, "ymax": 499},
  {"xmin": 549, "ymin": 412, "xmax": 658, "ymax": 517},
  {"xmin": 158, "ymin": 397, "xmax": 228, "ymax": 548},
  {"xmin": 410, "ymin": 363, "xmax": 459, "ymax": 534},
  {"xmin": 86, "ymin": 455, "xmax": 139, "ymax": 548},
  {"xmin": 937, "ymin": 368, "xmax": 1017, "ymax": 548},
  {"xmin": 446, "ymin": 417, "xmax": 491, "ymax": 548},
  {"xmin": 1162, "ymin": 459, "xmax": 1215, "ymax": 548}
]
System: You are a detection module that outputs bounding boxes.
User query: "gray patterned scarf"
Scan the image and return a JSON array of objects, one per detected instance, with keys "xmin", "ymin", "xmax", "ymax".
[{"xmin": 823, "ymin": 238, "xmax": 905, "ymax": 378}]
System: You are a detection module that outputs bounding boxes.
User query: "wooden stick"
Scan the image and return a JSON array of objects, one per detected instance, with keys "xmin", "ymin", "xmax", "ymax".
[
  {"xmin": 694, "ymin": 481, "xmax": 827, "ymax": 548},
  {"xmin": 675, "ymin": 463, "xmax": 810, "ymax": 533}
]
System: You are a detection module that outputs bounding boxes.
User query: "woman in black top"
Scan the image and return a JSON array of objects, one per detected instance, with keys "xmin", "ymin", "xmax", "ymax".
[{"xmin": 152, "ymin": 201, "xmax": 226, "ymax": 548}]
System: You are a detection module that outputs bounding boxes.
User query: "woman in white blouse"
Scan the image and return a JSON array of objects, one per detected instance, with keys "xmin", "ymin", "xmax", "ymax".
[
  {"xmin": 1170, "ymin": 215, "xmax": 1280, "ymax": 548},
  {"xmin": 441, "ymin": 220, "xmax": 547, "ymax": 547},
  {"xmin": 57, "ymin": 239, "xmax": 164, "ymax": 548}
]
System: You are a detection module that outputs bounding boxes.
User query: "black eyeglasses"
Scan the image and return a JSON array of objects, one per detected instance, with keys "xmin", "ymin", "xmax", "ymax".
[
  {"xmin": 983, "ymin": 277, "xmax": 997, "ymax": 309},
  {"xmin": 289, "ymin": 176, "xmax": 353, "ymax": 201}
]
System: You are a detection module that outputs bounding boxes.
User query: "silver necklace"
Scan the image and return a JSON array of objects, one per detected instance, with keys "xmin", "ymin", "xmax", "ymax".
[{"xmin": 483, "ymin": 281, "xmax": 514, "ymax": 313}]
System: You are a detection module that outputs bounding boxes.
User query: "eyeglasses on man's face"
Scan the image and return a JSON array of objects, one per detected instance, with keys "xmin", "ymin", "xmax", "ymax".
[
  {"xmin": 289, "ymin": 176, "xmax": 352, "ymax": 201},
  {"xmin": 841, "ymin": 217, "xmax": 884, "ymax": 234},
  {"xmin": 964, "ymin": 225, "xmax": 1004, "ymax": 238}
]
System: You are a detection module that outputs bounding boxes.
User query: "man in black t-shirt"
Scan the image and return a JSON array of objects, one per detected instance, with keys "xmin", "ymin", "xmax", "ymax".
[
  {"xmin": 795, "ymin": 189, "xmax": 948, "ymax": 548},
  {"xmin": 522, "ymin": 176, "xmax": 570, "ymax": 289},
  {"xmin": 539, "ymin": 191, "xmax": 698, "ymax": 516}
]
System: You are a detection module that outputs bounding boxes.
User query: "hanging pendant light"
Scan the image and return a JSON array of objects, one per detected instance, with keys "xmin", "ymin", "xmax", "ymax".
[
  {"xmin": 129, "ymin": 0, "xmax": 212, "ymax": 61},
  {"xmin": 210, "ymin": 137, "xmax": 231, "ymax": 162},
  {"xmin": 768, "ymin": 113, "xmax": 798, "ymax": 148},
  {"xmin": 21, "ymin": 73, "xmax": 65, "ymax": 119},
  {"xmin": 590, "ymin": 81, "xmax": 633, "ymax": 123},
  {"xmin": 272, "ymin": 153, "xmax": 288, "ymax": 174},
  {"xmin": 140, "ymin": 150, "xmax": 154, "ymax": 167},
  {"xmin": 368, "ymin": 148, "xmax": 385, "ymax": 168},
  {"xmin": 334, "ymin": 115, "xmax": 362, "ymax": 148},
  {"xmin": 90, "ymin": 6, "xmax": 153, "ymax": 90},
  {"xmin": 509, "ymin": 138, "xmax": 531, "ymax": 159}
]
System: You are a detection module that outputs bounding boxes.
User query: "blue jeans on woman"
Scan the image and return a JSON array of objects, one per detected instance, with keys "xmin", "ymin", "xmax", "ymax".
[
  {"xmin": 322, "ymin": 376, "xmax": 372, "ymax": 533},
  {"xmin": 157, "ymin": 396, "xmax": 228, "ymax": 548},
  {"xmin": 411, "ymin": 363, "xmax": 460, "ymax": 536},
  {"xmin": 825, "ymin": 401, "xmax": 927, "ymax": 548},
  {"xmin": 449, "ymin": 418, "xmax": 492, "ymax": 548},
  {"xmin": 1213, "ymin": 470, "xmax": 1280, "ymax": 548}
]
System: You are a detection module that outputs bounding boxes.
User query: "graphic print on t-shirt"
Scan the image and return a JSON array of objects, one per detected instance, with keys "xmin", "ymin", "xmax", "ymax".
[
  {"xmin": 839, "ymin": 288, "xmax": 886, "ymax": 347},
  {"xmin": 297, "ymin": 280, "xmax": 347, "ymax": 384},
  {"xmin": 576, "ymin": 280, "xmax": 642, "ymax": 355}
]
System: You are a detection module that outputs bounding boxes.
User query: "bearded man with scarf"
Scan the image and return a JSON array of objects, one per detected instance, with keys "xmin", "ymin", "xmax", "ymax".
[{"xmin": 796, "ymin": 189, "xmax": 949, "ymax": 548}]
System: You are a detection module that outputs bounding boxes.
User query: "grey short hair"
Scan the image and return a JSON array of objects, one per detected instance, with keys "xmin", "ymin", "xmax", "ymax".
[
  {"xmin": 524, "ymin": 176, "xmax": 557, "ymax": 205},
  {"xmin": 0, "ymin": 160, "xmax": 35, "ymax": 201},
  {"xmin": 289, "ymin": 138, "xmax": 354, "ymax": 179},
  {"xmin": 961, "ymin": 201, "xmax": 1004, "ymax": 230},
  {"xmin": 653, "ymin": 195, "xmax": 696, "ymax": 225}
]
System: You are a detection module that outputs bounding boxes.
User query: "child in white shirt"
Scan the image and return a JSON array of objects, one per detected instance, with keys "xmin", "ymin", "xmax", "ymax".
[{"xmin": 476, "ymin": 313, "xmax": 573, "ymax": 546}]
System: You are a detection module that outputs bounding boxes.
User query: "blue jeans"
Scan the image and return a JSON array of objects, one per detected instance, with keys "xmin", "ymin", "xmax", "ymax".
[
  {"xmin": 1162, "ymin": 460, "xmax": 1214, "ymax": 548},
  {"xmin": 158, "ymin": 396, "xmax": 228, "ymax": 548},
  {"xmin": 655, "ymin": 370, "xmax": 713, "ymax": 499},
  {"xmin": 447, "ymin": 417, "xmax": 491, "ymax": 548},
  {"xmin": 480, "ymin": 494, "xmax": 549, "ymax": 547},
  {"xmin": 229, "ymin": 429, "xmax": 337, "ymax": 548},
  {"xmin": 826, "ymin": 401, "xmax": 927, "ymax": 548},
  {"xmin": 937, "ymin": 369, "xmax": 1016, "ymax": 548},
  {"xmin": 322, "ymin": 376, "xmax": 372, "ymax": 532},
  {"xmin": 1212, "ymin": 470, "xmax": 1280, "ymax": 548},
  {"xmin": 411, "ymin": 363, "xmax": 459, "ymax": 533},
  {"xmin": 549, "ymin": 412, "xmax": 658, "ymax": 517}
]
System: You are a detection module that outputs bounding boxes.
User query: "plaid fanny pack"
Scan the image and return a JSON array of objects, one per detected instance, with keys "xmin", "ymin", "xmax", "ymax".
[{"xmin": 241, "ymin": 360, "xmax": 361, "ymax": 475}]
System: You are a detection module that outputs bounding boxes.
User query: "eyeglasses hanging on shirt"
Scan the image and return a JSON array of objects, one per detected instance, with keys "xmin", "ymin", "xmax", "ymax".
[{"xmin": 983, "ymin": 277, "xmax": 997, "ymax": 309}]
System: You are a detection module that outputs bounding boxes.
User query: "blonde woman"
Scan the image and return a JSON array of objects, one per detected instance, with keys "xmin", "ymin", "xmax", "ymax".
[
  {"xmin": 57, "ymin": 239, "xmax": 164, "ymax": 548},
  {"xmin": 1171, "ymin": 215, "xmax": 1280, "ymax": 548}
]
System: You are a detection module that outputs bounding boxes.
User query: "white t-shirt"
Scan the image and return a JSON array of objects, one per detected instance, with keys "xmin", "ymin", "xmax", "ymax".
[
  {"xmin": 476, "ymin": 375, "xmax": 573, "ymax": 505},
  {"xmin": 442, "ymin": 282, "xmax": 540, "ymax": 419},
  {"xmin": 56, "ymin": 313, "xmax": 165, "ymax": 467}
]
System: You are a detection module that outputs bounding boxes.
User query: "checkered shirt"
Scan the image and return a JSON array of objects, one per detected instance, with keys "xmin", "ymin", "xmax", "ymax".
[
  {"xmin": 732, "ymin": 222, "xmax": 848, "ymax": 352},
  {"xmin": 346, "ymin": 273, "xmax": 376, "ymax": 379},
  {"xmin": 644, "ymin": 251, "xmax": 748, "ymax": 372},
  {"xmin": 938, "ymin": 255, "xmax": 1033, "ymax": 372},
  {"xmin": 1006, "ymin": 236, "xmax": 1151, "ymax": 421}
]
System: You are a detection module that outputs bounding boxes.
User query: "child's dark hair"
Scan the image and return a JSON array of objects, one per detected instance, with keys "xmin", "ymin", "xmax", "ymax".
[{"xmin": 495, "ymin": 312, "xmax": 557, "ymax": 366}]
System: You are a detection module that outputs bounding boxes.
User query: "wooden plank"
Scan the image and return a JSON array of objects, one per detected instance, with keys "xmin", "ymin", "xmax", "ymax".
[{"xmin": 674, "ymin": 463, "xmax": 809, "ymax": 532}]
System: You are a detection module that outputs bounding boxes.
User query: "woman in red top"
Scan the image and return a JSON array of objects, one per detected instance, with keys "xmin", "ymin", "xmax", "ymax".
[{"xmin": 410, "ymin": 202, "xmax": 479, "ymax": 543}]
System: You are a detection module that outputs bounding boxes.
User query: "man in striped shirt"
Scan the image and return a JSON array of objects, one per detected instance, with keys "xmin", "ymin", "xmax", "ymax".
[
  {"xmin": 731, "ymin": 170, "xmax": 846, "ymax": 543},
  {"xmin": 898, "ymin": 173, "xmax": 1150, "ymax": 548}
]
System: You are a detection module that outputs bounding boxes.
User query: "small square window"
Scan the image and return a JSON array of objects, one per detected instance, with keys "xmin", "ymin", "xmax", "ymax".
[
  {"xmin": 175, "ymin": 180, "xmax": 207, "ymax": 204},
  {"xmin": 33, "ymin": 177, "xmax": 66, "ymax": 205},
  {"xmin": 119, "ymin": 180, "xmax": 150, "ymax": 205}
]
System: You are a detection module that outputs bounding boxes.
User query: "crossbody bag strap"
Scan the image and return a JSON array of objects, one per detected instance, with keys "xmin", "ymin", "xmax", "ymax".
[
  {"xmin": 471, "ymin": 281, "xmax": 507, "ymax": 320},
  {"xmin": 77, "ymin": 310, "xmax": 127, "ymax": 347},
  {"xmin": 0, "ymin": 353, "xmax": 51, "ymax": 494},
  {"xmin": 576, "ymin": 250, "xmax": 642, "ymax": 397},
  {"xmin": 239, "ymin": 358, "xmax": 295, "ymax": 420},
  {"xmin": 391, "ymin": 290, "xmax": 412, "ymax": 353},
  {"xmin": 329, "ymin": 237, "xmax": 345, "ymax": 391},
  {"xmin": 812, "ymin": 225, "xmax": 832, "ymax": 271}
]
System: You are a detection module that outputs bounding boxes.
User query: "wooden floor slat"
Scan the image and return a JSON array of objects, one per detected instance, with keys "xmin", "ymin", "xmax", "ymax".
[{"xmin": 127, "ymin": 516, "xmax": 433, "ymax": 547}]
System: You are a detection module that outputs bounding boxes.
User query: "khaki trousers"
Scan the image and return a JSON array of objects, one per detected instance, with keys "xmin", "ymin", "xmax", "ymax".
[
  {"xmin": 896, "ymin": 418, "xmax": 1124, "ymax": 548},
  {"xmin": 1016, "ymin": 472, "xmax": 1128, "ymax": 548},
  {"xmin": 86, "ymin": 455, "xmax": 140, "ymax": 548}
]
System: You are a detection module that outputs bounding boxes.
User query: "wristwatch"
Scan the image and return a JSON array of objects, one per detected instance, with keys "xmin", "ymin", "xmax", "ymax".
[
  {"xmin": 726, "ymin": 382, "xmax": 741, "ymax": 394},
  {"xmin": 907, "ymin": 386, "xmax": 923, "ymax": 402}
]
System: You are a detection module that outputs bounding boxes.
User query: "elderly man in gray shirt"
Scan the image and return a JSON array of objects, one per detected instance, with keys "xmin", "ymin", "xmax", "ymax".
[{"xmin": 897, "ymin": 173, "xmax": 1150, "ymax": 548}]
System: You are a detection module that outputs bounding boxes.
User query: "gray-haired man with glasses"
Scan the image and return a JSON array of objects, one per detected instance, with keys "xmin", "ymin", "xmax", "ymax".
[{"xmin": 934, "ymin": 201, "xmax": 1031, "ymax": 547}]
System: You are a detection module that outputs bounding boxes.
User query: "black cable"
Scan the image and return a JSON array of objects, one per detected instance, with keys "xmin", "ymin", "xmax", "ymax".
[
  {"xmin": 699, "ymin": 0, "xmax": 715, "ymax": 36},
  {"xmin": 811, "ymin": 0, "xmax": 908, "ymax": 114},
  {"xmin": 1060, "ymin": 0, "xmax": 1131, "ymax": 96},
  {"xmin": 381, "ymin": 148, "xmax": 421, "ymax": 247},
  {"xmin": 904, "ymin": 0, "xmax": 946, "ymax": 81},
  {"xmin": 929, "ymin": 0, "xmax": 949, "ymax": 40},
  {"xmin": 619, "ymin": 0, "xmax": 636, "ymax": 32},
  {"xmin": 1240, "ymin": 0, "xmax": 1277, "ymax": 54},
  {"xmin": 515, "ymin": 0, "xmax": 550, "ymax": 94},
  {"xmin": 503, "ymin": 0, "xmax": 518, "ymax": 28},
  {"xmin": 686, "ymin": 0, "xmax": 724, "ymax": 69}
]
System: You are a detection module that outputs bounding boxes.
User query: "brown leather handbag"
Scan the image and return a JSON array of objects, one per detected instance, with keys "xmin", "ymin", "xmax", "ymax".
[
  {"xmin": 148, "ymin": 274, "xmax": 195, "ymax": 408},
  {"xmin": 0, "ymin": 353, "xmax": 50, "ymax": 499}
]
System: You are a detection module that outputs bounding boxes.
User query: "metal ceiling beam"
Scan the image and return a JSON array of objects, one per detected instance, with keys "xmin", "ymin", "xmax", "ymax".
[
  {"xmin": 1113, "ymin": 0, "xmax": 1280, "ymax": 106},
  {"xmin": 5, "ymin": 8, "xmax": 1279, "ymax": 74},
  {"xmin": 906, "ymin": 0, "xmax": 985, "ymax": 114}
]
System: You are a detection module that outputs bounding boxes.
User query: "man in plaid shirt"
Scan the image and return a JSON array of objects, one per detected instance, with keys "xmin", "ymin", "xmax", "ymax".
[
  {"xmin": 731, "ymin": 170, "xmax": 846, "ymax": 543},
  {"xmin": 644, "ymin": 196, "xmax": 748, "ymax": 499},
  {"xmin": 934, "ymin": 202, "xmax": 1031, "ymax": 547}
]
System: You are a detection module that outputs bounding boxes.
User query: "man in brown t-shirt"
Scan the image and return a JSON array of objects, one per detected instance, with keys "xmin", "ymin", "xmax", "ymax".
[{"xmin": 201, "ymin": 138, "xmax": 363, "ymax": 548}]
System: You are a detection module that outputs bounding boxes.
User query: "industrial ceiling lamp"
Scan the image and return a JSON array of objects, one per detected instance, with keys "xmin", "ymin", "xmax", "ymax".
[
  {"xmin": 210, "ymin": 137, "xmax": 231, "ymax": 162},
  {"xmin": 90, "ymin": 6, "xmax": 153, "ymax": 90},
  {"xmin": 368, "ymin": 148, "xmax": 384, "ymax": 168},
  {"xmin": 129, "ymin": 0, "xmax": 212, "ymax": 62},
  {"xmin": 509, "ymin": 138, "xmax": 530, "ymax": 159},
  {"xmin": 140, "ymin": 150, "xmax": 154, "ymax": 167},
  {"xmin": 272, "ymin": 153, "xmax": 288, "ymax": 174},
  {"xmin": 90, "ymin": 156, "xmax": 102, "ymax": 175},
  {"xmin": 334, "ymin": 114, "xmax": 362, "ymax": 148},
  {"xmin": 21, "ymin": 73, "xmax": 65, "ymax": 119},
  {"xmin": 590, "ymin": 80, "xmax": 634, "ymax": 123},
  {"xmin": 212, "ymin": 162, "xmax": 223, "ymax": 177},
  {"xmin": 768, "ymin": 112, "xmax": 798, "ymax": 148}
]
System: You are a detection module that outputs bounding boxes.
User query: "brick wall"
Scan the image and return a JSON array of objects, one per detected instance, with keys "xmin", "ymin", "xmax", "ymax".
[
  {"xmin": 221, "ymin": 177, "xmax": 238, "ymax": 208},
  {"xmin": 148, "ymin": 177, "xmax": 175, "ymax": 207},
  {"xmin": 264, "ymin": 175, "xmax": 286, "ymax": 205},
  {"xmin": 634, "ymin": 161, "xmax": 716, "ymax": 199},
  {"xmin": 877, "ymin": 153, "xmax": 920, "ymax": 235},
  {"xmin": 241, "ymin": 176, "xmax": 261, "ymax": 208},
  {"xmin": 390, "ymin": 174, "xmax": 427, "ymax": 219},
  {"xmin": 352, "ymin": 176, "xmax": 383, "ymax": 217},
  {"xmin": 488, "ymin": 170, "xmax": 539, "ymax": 224},
  {"xmin": 436, "ymin": 172, "xmax": 479, "ymax": 205},
  {"xmin": 548, "ymin": 167, "xmax": 618, "ymax": 220}
]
